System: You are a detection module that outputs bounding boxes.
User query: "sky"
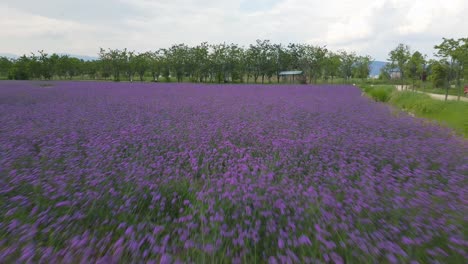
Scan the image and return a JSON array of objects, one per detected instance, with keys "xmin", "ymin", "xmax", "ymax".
[{"xmin": 1, "ymin": 0, "xmax": 467, "ymax": 61}]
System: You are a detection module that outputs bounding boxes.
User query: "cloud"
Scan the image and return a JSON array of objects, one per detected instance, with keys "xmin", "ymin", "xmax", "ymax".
[
  {"xmin": 1, "ymin": 0, "xmax": 467, "ymax": 60},
  {"xmin": 1, "ymin": 0, "xmax": 140, "ymax": 22}
]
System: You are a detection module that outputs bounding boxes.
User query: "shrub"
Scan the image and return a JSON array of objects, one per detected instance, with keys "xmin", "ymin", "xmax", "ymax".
[{"xmin": 361, "ymin": 85, "xmax": 395, "ymax": 102}]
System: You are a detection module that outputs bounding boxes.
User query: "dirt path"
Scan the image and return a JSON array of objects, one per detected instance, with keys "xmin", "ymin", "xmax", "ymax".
[{"xmin": 395, "ymin": 85, "xmax": 468, "ymax": 102}]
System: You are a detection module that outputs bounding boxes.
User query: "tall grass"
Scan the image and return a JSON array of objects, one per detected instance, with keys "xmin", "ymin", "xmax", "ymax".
[
  {"xmin": 390, "ymin": 92, "xmax": 468, "ymax": 137},
  {"xmin": 361, "ymin": 85, "xmax": 395, "ymax": 102},
  {"xmin": 360, "ymin": 85, "xmax": 467, "ymax": 137}
]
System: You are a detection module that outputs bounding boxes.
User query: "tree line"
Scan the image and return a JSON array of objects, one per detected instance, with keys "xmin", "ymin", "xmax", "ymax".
[
  {"xmin": 0, "ymin": 38, "xmax": 466, "ymax": 88},
  {"xmin": 0, "ymin": 40, "xmax": 371, "ymax": 84}
]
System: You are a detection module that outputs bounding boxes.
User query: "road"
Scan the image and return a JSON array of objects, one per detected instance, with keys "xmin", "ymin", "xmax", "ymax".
[{"xmin": 395, "ymin": 85, "xmax": 468, "ymax": 102}]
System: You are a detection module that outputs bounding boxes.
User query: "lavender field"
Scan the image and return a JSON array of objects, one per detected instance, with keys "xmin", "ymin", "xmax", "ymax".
[{"xmin": 0, "ymin": 81, "xmax": 467, "ymax": 263}]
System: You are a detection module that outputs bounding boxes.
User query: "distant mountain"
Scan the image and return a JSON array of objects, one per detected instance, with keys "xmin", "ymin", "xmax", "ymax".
[
  {"xmin": 58, "ymin": 54, "xmax": 98, "ymax": 61},
  {"xmin": 0, "ymin": 53, "xmax": 19, "ymax": 59},
  {"xmin": 370, "ymin": 61, "xmax": 388, "ymax": 77},
  {"xmin": 0, "ymin": 53, "xmax": 97, "ymax": 61}
]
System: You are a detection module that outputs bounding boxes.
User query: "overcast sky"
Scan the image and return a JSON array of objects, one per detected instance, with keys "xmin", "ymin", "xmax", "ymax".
[{"xmin": 1, "ymin": 0, "xmax": 467, "ymax": 61}]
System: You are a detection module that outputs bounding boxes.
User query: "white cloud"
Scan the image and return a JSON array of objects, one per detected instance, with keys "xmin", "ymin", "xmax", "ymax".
[
  {"xmin": 0, "ymin": 6, "xmax": 88, "ymax": 37},
  {"xmin": 1, "ymin": 0, "xmax": 467, "ymax": 60}
]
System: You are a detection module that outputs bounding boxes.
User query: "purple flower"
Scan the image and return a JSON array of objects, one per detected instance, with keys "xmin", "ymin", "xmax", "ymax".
[
  {"xmin": 160, "ymin": 254, "xmax": 172, "ymax": 264},
  {"xmin": 298, "ymin": 234, "xmax": 312, "ymax": 246},
  {"xmin": 55, "ymin": 201, "xmax": 72, "ymax": 207},
  {"xmin": 278, "ymin": 238, "xmax": 285, "ymax": 249},
  {"xmin": 0, "ymin": 81, "xmax": 466, "ymax": 262},
  {"xmin": 268, "ymin": 256, "xmax": 278, "ymax": 264},
  {"xmin": 203, "ymin": 243, "xmax": 215, "ymax": 254}
]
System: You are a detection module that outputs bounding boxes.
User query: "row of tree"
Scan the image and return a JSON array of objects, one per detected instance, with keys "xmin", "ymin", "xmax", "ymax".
[
  {"xmin": 1, "ymin": 40, "xmax": 373, "ymax": 84},
  {"xmin": 382, "ymin": 38, "xmax": 468, "ymax": 96},
  {"xmin": 0, "ymin": 51, "xmax": 96, "ymax": 81},
  {"xmin": 1, "ymin": 38, "xmax": 466, "ymax": 87}
]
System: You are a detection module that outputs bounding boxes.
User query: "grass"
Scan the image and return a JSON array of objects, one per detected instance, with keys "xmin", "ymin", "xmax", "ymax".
[
  {"xmin": 361, "ymin": 85, "xmax": 468, "ymax": 138},
  {"xmin": 415, "ymin": 87, "xmax": 464, "ymax": 97},
  {"xmin": 361, "ymin": 85, "xmax": 396, "ymax": 102},
  {"xmin": 389, "ymin": 92, "xmax": 468, "ymax": 137}
]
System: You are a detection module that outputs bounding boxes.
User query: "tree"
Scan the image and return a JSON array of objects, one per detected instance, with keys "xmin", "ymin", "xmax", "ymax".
[
  {"xmin": 353, "ymin": 55, "xmax": 373, "ymax": 82},
  {"xmin": 99, "ymin": 48, "xmax": 128, "ymax": 81},
  {"xmin": 460, "ymin": 38, "xmax": 468, "ymax": 83},
  {"xmin": 434, "ymin": 38, "xmax": 463, "ymax": 101},
  {"xmin": 28, "ymin": 53, "xmax": 42, "ymax": 79},
  {"xmin": 167, "ymin": 44, "xmax": 189, "ymax": 82},
  {"xmin": 272, "ymin": 44, "xmax": 292, "ymax": 83},
  {"xmin": 245, "ymin": 40, "xmax": 278, "ymax": 84},
  {"xmin": 226, "ymin": 44, "xmax": 245, "ymax": 83},
  {"xmin": 429, "ymin": 60, "xmax": 449, "ymax": 90},
  {"xmin": 388, "ymin": 43, "xmax": 411, "ymax": 83},
  {"xmin": 303, "ymin": 45, "xmax": 328, "ymax": 84},
  {"xmin": 83, "ymin": 60, "xmax": 99, "ymax": 80},
  {"xmin": 406, "ymin": 51, "xmax": 426, "ymax": 91},
  {"xmin": 246, "ymin": 43, "xmax": 261, "ymax": 83},
  {"xmin": 339, "ymin": 51, "xmax": 357, "ymax": 83},
  {"xmin": 323, "ymin": 52, "xmax": 341, "ymax": 84},
  {"xmin": 191, "ymin": 43, "xmax": 210, "ymax": 82},
  {"xmin": 0, "ymin": 57, "xmax": 13, "ymax": 79},
  {"xmin": 379, "ymin": 63, "xmax": 392, "ymax": 80},
  {"xmin": 56, "ymin": 55, "xmax": 70, "ymax": 79},
  {"xmin": 126, "ymin": 51, "xmax": 137, "ymax": 82},
  {"xmin": 160, "ymin": 49, "xmax": 171, "ymax": 82},
  {"xmin": 37, "ymin": 50, "xmax": 53, "ymax": 80},
  {"xmin": 148, "ymin": 51, "xmax": 162, "ymax": 82},
  {"xmin": 4, "ymin": 38, "xmax": 462, "ymax": 85},
  {"xmin": 134, "ymin": 53, "xmax": 149, "ymax": 82},
  {"xmin": 435, "ymin": 38, "xmax": 468, "ymax": 100},
  {"xmin": 210, "ymin": 43, "xmax": 228, "ymax": 83},
  {"xmin": 8, "ymin": 55, "xmax": 31, "ymax": 80},
  {"xmin": 68, "ymin": 57, "xmax": 83, "ymax": 80}
]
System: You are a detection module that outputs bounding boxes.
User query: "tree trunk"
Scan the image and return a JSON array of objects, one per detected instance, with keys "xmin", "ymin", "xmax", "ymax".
[{"xmin": 445, "ymin": 77, "xmax": 449, "ymax": 102}]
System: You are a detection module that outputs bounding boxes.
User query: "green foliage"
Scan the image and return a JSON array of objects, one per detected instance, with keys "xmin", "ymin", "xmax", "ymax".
[
  {"xmin": 0, "ymin": 57, "xmax": 13, "ymax": 78},
  {"xmin": 388, "ymin": 43, "xmax": 411, "ymax": 80},
  {"xmin": 361, "ymin": 85, "xmax": 467, "ymax": 137},
  {"xmin": 353, "ymin": 55, "xmax": 373, "ymax": 80},
  {"xmin": 323, "ymin": 52, "xmax": 341, "ymax": 83},
  {"xmin": 390, "ymin": 91, "xmax": 468, "ymax": 137},
  {"xmin": 3, "ymin": 38, "xmax": 464, "ymax": 84},
  {"xmin": 434, "ymin": 37, "xmax": 468, "ymax": 92},
  {"xmin": 8, "ymin": 55, "xmax": 31, "ymax": 80},
  {"xmin": 407, "ymin": 51, "xmax": 426, "ymax": 85},
  {"xmin": 338, "ymin": 50, "xmax": 357, "ymax": 82},
  {"xmin": 362, "ymin": 85, "xmax": 395, "ymax": 102},
  {"xmin": 390, "ymin": 92, "xmax": 445, "ymax": 114},
  {"xmin": 429, "ymin": 61, "xmax": 448, "ymax": 88}
]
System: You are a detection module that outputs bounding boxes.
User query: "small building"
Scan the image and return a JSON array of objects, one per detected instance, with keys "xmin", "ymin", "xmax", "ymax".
[
  {"xmin": 278, "ymin": 70, "xmax": 305, "ymax": 83},
  {"xmin": 389, "ymin": 69, "xmax": 401, "ymax": 80}
]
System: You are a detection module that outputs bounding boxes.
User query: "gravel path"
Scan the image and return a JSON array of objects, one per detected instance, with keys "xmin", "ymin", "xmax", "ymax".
[{"xmin": 395, "ymin": 85, "xmax": 468, "ymax": 102}]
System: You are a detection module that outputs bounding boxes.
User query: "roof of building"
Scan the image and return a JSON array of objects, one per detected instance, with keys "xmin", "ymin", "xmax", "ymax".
[{"xmin": 279, "ymin": 70, "xmax": 303, "ymax": 75}]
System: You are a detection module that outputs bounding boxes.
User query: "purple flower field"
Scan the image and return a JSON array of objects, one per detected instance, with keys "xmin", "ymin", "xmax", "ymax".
[{"xmin": 0, "ymin": 81, "xmax": 467, "ymax": 263}]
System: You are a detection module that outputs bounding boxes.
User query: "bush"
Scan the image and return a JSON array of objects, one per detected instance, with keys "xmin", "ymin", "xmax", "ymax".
[
  {"xmin": 390, "ymin": 91, "xmax": 468, "ymax": 137},
  {"xmin": 361, "ymin": 85, "xmax": 395, "ymax": 102},
  {"xmin": 390, "ymin": 92, "xmax": 441, "ymax": 113}
]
